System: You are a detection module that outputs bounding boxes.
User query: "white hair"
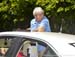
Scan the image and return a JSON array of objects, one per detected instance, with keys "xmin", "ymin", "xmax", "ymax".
[{"xmin": 33, "ymin": 7, "xmax": 44, "ymax": 16}]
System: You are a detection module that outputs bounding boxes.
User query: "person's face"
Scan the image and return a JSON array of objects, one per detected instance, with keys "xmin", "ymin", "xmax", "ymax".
[{"xmin": 34, "ymin": 13, "xmax": 44, "ymax": 22}]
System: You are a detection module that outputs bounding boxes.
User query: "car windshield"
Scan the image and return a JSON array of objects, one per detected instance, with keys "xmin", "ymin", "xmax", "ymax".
[{"xmin": 0, "ymin": 36, "xmax": 16, "ymax": 57}]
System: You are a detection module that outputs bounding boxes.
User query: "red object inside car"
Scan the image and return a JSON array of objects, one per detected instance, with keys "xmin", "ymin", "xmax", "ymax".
[{"xmin": 17, "ymin": 51, "xmax": 26, "ymax": 57}]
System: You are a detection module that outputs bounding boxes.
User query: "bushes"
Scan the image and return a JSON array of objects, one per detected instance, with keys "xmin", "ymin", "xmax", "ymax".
[{"xmin": 0, "ymin": 0, "xmax": 75, "ymax": 34}]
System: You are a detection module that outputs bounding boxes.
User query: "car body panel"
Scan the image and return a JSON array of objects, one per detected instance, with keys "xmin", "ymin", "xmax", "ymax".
[{"xmin": 0, "ymin": 32, "xmax": 75, "ymax": 57}]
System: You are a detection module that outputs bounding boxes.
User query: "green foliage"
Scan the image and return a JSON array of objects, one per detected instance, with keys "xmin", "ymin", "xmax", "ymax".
[
  {"xmin": 57, "ymin": 7, "xmax": 64, "ymax": 12},
  {"xmin": 36, "ymin": 0, "xmax": 75, "ymax": 34},
  {"xmin": 0, "ymin": 0, "xmax": 75, "ymax": 34}
]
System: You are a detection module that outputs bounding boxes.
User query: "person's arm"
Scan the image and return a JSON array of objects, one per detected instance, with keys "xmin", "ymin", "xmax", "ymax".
[
  {"xmin": 37, "ymin": 20, "xmax": 46, "ymax": 32},
  {"xmin": 37, "ymin": 18, "xmax": 51, "ymax": 32},
  {"xmin": 31, "ymin": 27, "xmax": 44, "ymax": 32},
  {"xmin": 37, "ymin": 26, "xmax": 45, "ymax": 32}
]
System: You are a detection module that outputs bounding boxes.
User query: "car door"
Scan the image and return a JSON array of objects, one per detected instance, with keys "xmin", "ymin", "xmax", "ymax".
[
  {"xmin": 0, "ymin": 36, "xmax": 59, "ymax": 57},
  {"xmin": 7, "ymin": 36, "xmax": 59, "ymax": 57}
]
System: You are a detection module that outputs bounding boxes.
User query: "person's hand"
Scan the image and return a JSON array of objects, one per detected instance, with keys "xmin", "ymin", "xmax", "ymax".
[{"xmin": 1, "ymin": 48, "xmax": 7, "ymax": 55}]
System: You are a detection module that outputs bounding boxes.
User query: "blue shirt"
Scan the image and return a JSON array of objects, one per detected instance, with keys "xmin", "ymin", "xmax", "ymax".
[
  {"xmin": 30, "ymin": 16, "xmax": 51, "ymax": 32},
  {"xmin": 30, "ymin": 16, "xmax": 51, "ymax": 52}
]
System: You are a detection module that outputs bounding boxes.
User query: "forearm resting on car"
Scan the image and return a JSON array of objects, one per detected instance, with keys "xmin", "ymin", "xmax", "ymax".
[{"xmin": 32, "ymin": 26, "xmax": 45, "ymax": 32}]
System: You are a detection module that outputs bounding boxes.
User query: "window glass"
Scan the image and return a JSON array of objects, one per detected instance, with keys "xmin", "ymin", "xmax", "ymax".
[
  {"xmin": 17, "ymin": 39, "xmax": 58, "ymax": 57},
  {"xmin": 0, "ymin": 36, "xmax": 16, "ymax": 57}
]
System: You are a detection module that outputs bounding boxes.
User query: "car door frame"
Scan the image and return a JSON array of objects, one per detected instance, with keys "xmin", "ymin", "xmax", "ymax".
[{"xmin": 0, "ymin": 35, "xmax": 60, "ymax": 57}]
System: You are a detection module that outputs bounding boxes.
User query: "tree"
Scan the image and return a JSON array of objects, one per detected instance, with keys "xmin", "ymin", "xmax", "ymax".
[
  {"xmin": 36, "ymin": 0, "xmax": 75, "ymax": 34},
  {"xmin": 0, "ymin": 0, "xmax": 36, "ymax": 31},
  {"xmin": 0, "ymin": 0, "xmax": 75, "ymax": 34}
]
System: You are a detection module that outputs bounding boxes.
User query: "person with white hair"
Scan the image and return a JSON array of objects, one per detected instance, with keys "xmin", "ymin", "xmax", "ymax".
[
  {"xmin": 30, "ymin": 7, "xmax": 51, "ymax": 32},
  {"xmin": 30, "ymin": 7, "xmax": 51, "ymax": 57}
]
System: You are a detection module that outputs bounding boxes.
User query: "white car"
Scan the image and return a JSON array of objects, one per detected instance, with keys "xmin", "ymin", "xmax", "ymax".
[{"xmin": 0, "ymin": 32, "xmax": 75, "ymax": 57}]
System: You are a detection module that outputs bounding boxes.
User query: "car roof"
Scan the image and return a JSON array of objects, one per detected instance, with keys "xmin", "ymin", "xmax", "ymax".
[{"xmin": 0, "ymin": 31, "xmax": 75, "ymax": 56}]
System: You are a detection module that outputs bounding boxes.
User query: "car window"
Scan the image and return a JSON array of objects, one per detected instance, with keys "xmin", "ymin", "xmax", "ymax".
[
  {"xmin": 17, "ymin": 39, "xmax": 58, "ymax": 57},
  {"xmin": 69, "ymin": 43, "xmax": 75, "ymax": 47},
  {"xmin": 0, "ymin": 36, "xmax": 17, "ymax": 57},
  {"xmin": 1, "ymin": 36, "xmax": 58, "ymax": 57}
]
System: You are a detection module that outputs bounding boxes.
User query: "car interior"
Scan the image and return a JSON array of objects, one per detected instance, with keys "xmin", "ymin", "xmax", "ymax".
[{"xmin": 16, "ymin": 39, "xmax": 58, "ymax": 57}]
